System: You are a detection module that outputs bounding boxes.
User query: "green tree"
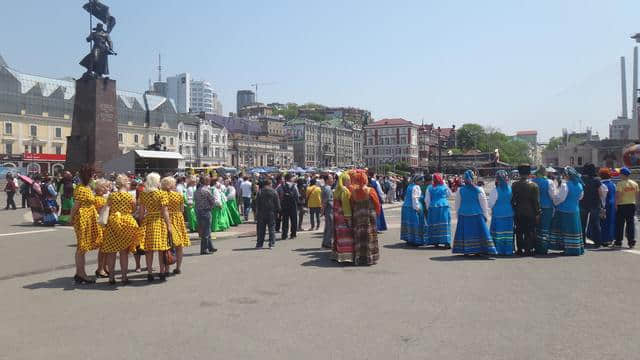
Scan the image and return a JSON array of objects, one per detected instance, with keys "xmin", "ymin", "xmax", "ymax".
[
  {"xmin": 457, "ymin": 123, "xmax": 486, "ymax": 150},
  {"xmin": 546, "ymin": 136, "xmax": 564, "ymax": 151}
]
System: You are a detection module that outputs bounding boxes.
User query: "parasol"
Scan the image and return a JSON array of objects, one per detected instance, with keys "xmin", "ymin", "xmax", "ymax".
[{"xmin": 17, "ymin": 174, "xmax": 33, "ymax": 185}]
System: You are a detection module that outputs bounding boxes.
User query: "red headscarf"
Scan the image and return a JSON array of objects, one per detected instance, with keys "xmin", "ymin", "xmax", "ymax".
[{"xmin": 433, "ymin": 173, "xmax": 444, "ymax": 186}]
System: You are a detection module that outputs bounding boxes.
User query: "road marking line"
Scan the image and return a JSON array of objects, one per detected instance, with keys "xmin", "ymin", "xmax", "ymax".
[
  {"xmin": 623, "ymin": 249, "xmax": 640, "ymax": 255},
  {"xmin": 0, "ymin": 229, "xmax": 57, "ymax": 237}
]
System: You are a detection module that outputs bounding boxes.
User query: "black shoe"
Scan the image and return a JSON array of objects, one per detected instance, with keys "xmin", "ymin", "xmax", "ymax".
[
  {"xmin": 291, "ymin": 235, "xmax": 297, "ymax": 239},
  {"xmin": 210, "ymin": 248, "xmax": 218, "ymax": 253},
  {"xmin": 281, "ymin": 237, "xmax": 287, "ymax": 241},
  {"xmin": 121, "ymin": 278, "xmax": 130, "ymax": 286},
  {"xmin": 269, "ymin": 243, "xmax": 274, "ymax": 249},
  {"xmin": 443, "ymin": 244, "xmax": 451, "ymax": 250},
  {"xmin": 256, "ymin": 244, "xmax": 263, "ymax": 249},
  {"xmin": 630, "ymin": 244, "xmax": 636, "ymax": 249},
  {"xmin": 173, "ymin": 269, "xmax": 182, "ymax": 275},
  {"xmin": 108, "ymin": 278, "xmax": 116, "ymax": 285},
  {"xmin": 159, "ymin": 273, "xmax": 166, "ymax": 282},
  {"xmin": 147, "ymin": 274, "xmax": 154, "ymax": 282}
]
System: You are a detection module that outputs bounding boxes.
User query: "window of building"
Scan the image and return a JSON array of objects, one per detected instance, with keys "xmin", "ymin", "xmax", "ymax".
[
  {"xmin": 55, "ymin": 145, "xmax": 62, "ymax": 155},
  {"xmin": 179, "ymin": 145, "xmax": 183, "ymax": 154},
  {"xmin": 179, "ymin": 132, "xmax": 182, "ymax": 140},
  {"xmin": 215, "ymin": 135, "xmax": 220, "ymax": 143},
  {"xmin": 203, "ymin": 147, "xmax": 208, "ymax": 156},
  {"xmin": 570, "ymin": 157, "xmax": 574, "ymax": 166},
  {"xmin": 170, "ymin": 137, "xmax": 174, "ymax": 146},
  {"xmin": 30, "ymin": 125, "xmax": 37, "ymax": 137},
  {"xmin": 31, "ymin": 145, "xmax": 37, "ymax": 153},
  {"xmin": 215, "ymin": 148, "xmax": 220, "ymax": 157},
  {"xmin": 134, "ymin": 134, "xmax": 139, "ymax": 143},
  {"xmin": 55, "ymin": 127, "xmax": 62, "ymax": 138},
  {"xmin": 24, "ymin": 145, "xmax": 28, "ymax": 153},
  {"xmin": 162, "ymin": 137, "xmax": 166, "ymax": 144},
  {"xmin": 5, "ymin": 143, "xmax": 12, "ymax": 155},
  {"xmin": 118, "ymin": 133, "xmax": 123, "ymax": 143},
  {"xmin": 38, "ymin": 146, "xmax": 43, "ymax": 154},
  {"xmin": 5, "ymin": 123, "xmax": 12, "ymax": 135},
  {"xmin": 577, "ymin": 156, "xmax": 583, "ymax": 166}
]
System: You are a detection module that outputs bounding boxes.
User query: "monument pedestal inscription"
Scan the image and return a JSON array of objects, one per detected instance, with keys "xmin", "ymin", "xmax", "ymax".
[{"xmin": 65, "ymin": 78, "xmax": 119, "ymax": 172}]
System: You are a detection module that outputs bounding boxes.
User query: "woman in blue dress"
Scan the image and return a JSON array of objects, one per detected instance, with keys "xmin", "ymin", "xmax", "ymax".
[
  {"xmin": 452, "ymin": 170, "xmax": 497, "ymax": 255},
  {"xmin": 532, "ymin": 166, "xmax": 556, "ymax": 254},
  {"xmin": 599, "ymin": 168, "xmax": 616, "ymax": 246},
  {"xmin": 549, "ymin": 167, "xmax": 584, "ymax": 256},
  {"xmin": 488, "ymin": 170, "xmax": 514, "ymax": 255},
  {"xmin": 400, "ymin": 176, "xmax": 427, "ymax": 246},
  {"xmin": 425, "ymin": 173, "xmax": 452, "ymax": 248},
  {"xmin": 368, "ymin": 171, "xmax": 388, "ymax": 232}
]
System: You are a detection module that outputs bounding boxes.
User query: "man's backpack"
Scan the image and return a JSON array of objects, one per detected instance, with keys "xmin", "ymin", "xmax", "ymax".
[{"xmin": 282, "ymin": 184, "xmax": 296, "ymax": 210}]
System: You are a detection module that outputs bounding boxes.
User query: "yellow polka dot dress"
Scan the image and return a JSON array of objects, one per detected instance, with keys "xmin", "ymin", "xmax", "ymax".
[
  {"xmin": 167, "ymin": 191, "xmax": 190, "ymax": 247},
  {"xmin": 140, "ymin": 190, "xmax": 170, "ymax": 251},
  {"xmin": 73, "ymin": 185, "xmax": 103, "ymax": 252},
  {"xmin": 102, "ymin": 192, "xmax": 143, "ymax": 253}
]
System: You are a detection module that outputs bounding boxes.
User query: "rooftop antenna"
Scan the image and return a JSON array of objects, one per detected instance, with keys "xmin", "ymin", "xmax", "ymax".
[{"xmin": 157, "ymin": 53, "xmax": 163, "ymax": 82}]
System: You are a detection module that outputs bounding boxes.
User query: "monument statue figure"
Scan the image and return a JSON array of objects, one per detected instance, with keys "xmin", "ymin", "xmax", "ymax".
[{"xmin": 79, "ymin": 0, "xmax": 117, "ymax": 78}]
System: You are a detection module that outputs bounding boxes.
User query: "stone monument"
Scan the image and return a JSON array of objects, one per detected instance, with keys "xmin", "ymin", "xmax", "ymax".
[{"xmin": 65, "ymin": 0, "xmax": 120, "ymax": 173}]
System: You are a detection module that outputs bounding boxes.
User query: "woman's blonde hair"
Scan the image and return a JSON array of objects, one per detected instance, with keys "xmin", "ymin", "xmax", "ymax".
[
  {"xmin": 160, "ymin": 176, "xmax": 176, "ymax": 191},
  {"xmin": 115, "ymin": 174, "xmax": 129, "ymax": 190},
  {"xmin": 144, "ymin": 172, "xmax": 161, "ymax": 192},
  {"xmin": 95, "ymin": 178, "xmax": 111, "ymax": 194}
]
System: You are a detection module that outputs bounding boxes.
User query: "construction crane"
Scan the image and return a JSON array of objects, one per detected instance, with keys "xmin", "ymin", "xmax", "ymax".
[{"xmin": 251, "ymin": 82, "xmax": 276, "ymax": 103}]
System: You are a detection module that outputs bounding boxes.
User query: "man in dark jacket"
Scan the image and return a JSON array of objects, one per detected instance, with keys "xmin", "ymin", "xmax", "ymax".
[
  {"xmin": 511, "ymin": 164, "xmax": 541, "ymax": 256},
  {"xmin": 256, "ymin": 179, "xmax": 281, "ymax": 248},
  {"xmin": 277, "ymin": 173, "xmax": 300, "ymax": 240},
  {"xmin": 580, "ymin": 163, "xmax": 604, "ymax": 247}
]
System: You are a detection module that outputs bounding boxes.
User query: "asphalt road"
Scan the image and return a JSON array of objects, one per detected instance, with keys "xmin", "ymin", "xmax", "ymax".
[{"xmin": 1, "ymin": 198, "xmax": 639, "ymax": 360}]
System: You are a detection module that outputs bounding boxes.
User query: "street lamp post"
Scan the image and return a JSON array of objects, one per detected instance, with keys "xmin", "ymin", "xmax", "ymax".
[{"xmin": 437, "ymin": 127, "xmax": 442, "ymax": 173}]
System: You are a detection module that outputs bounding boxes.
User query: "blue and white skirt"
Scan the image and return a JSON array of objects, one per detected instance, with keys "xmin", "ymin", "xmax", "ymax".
[
  {"xmin": 453, "ymin": 214, "xmax": 497, "ymax": 255},
  {"xmin": 536, "ymin": 208, "xmax": 554, "ymax": 254},
  {"xmin": 490, "ymin": 215, "xmax": 514, "ymax": 255},
  {"xmin": 549, "ymin": 210, "xmax": 584, "ymax": 256},
  {"xmin": 400, "ymin": 205, "xmax": 427, "ymax": 245},
  {"xmin": 376, "ymin": 207, "xmax": 388, "ymax": 232},
  {"xmin": 426, "ymin": 206, "xmax": 451, "ymax": 245}
]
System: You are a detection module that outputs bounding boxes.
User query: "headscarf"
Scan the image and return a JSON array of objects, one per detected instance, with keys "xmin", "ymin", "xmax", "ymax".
[
  {"xmin": 621, "ymin": 167, "xmax": 631, "ymax": 176},
  {"xmin": 433, "ymin": 173, "xmax": 444, "ymax": 186},
  {"xmin": 413, "ymin": 175, "xmax": 424, "ymax": 183},
  {"xmin": 334, "ymin": 172, "xmax": 351, "ymax": 199},
  {"xmin": 598, "ymin": 168, "xmax": 611, "ymax": 180},
  {"xmin": 495, "ymin": 170, "xmax": 509, "ymax": 189},
  {"xmin": 535, "ymin": 165, "xmax": 546, "ymax": 178},
  {"xmin": 351, "ymin": 170, "xmax": 370, "ymax": 201},
  {"xmin": 564, "ymin": 167, "xmax": 582, "ymax": 184},
  {"xmin": 463, "ymin": 170, "xmax": 475, "ymax": 186}
]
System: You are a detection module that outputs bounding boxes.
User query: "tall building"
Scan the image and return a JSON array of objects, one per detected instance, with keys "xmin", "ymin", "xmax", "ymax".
[
  {"xmin": 236, "ymin": 90, "xmax": 255, "ymax": 113},
  {"xmin": 165, "ymin": 73, "xmax": 221, "ymax": 115},
  {"xmin": 363, "ymin": 118, "xmax": 419, "ymax": 168}
]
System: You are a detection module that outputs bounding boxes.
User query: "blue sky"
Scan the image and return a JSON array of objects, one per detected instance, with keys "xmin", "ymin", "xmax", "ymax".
[{"xmin": 1, "ymin": 0, "xmax": 639, "ymax": 140}]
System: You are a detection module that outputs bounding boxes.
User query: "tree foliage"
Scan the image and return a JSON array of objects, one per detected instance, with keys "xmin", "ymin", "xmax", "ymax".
[{"xmin": 456, "ymin": 123, "xmax": 531, "ymax": 165}]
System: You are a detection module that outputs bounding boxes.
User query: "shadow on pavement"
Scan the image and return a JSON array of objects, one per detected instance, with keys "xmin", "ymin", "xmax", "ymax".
[
  {"xmin": 384, "ymin": 242, "xmax": 451, "ymax": 251},
  {"xmin": 429, "ymin": 255, "xmax": 495, "ymax": 261},
  {"xmin": 23, "ymin": 273, "xmax": 171, "ymax": 291},
  {"xmin": 299, "ymin": 250, "xmax": 343, "ymax": 268},
  {"xmin": 292, "ymin": 248, "xmax": 323, "ymax": 252},
  {"xmin": 232, "ymin": 247, "xmax": 264, "ymax": 252}
]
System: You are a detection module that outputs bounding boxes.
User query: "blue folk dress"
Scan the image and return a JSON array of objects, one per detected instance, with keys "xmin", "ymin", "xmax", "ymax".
[
  {"xmin": 370, "ymin": 178, "xmax": 388, "ymax": 231},
  {"xmin": 600, "ymin": 180, "xmax": 616, "ymax": 245},
  {"xmin": 425, "ymin": 185, "xmax": 452, "ymax": 246},
  {"xmin": 490, "ymin": 185, "xmax": 514, "ymax": 255},
  {"xmin": 452, "ymin": 186, "xmax": 497, "ymax": 255},
  {"xmin": 532, "ymin": 177, "xmax": 554, "ymax": 254},
  {"xmin": 400, "ymin": 184, "xmax": 427, "ymax": 245},
  {"xmin": 549, "ymin": 181, "xmax": 584, "ymax": 256}
]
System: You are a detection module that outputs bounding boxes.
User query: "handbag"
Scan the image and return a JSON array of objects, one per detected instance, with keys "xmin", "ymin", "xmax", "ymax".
[
  {"xmin": 163, "ymin": 232, "xmax": 177, "ymax": 265},
  {"xmin": 98, "ymin": 204, "xmax": 110, "ymax": 226}
]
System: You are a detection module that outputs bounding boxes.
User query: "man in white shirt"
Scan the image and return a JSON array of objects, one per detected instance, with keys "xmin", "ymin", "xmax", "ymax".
[{"xmin": 240, "ymin": 176, "xmax": 253, "ymax": 221}]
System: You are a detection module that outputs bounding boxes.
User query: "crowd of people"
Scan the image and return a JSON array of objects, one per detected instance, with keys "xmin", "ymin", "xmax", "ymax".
[
  {"xmin": 399, "ymin": 164, "xmax": 639, "ymax": 257},
  {"xmin": 7, "ymin": 160, "xmax": 638, "ymax": 285}
]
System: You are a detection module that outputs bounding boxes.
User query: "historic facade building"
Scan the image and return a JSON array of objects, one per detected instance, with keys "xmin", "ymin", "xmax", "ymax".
[
  {"xmin": 364, "ymin": 118, "xmax": 419, "ymax": 168},
  {"xmin": 0, "ymin": 57, "xmax": 178, "ymax": 174},
  {"xmin": 284, "ymin": 118, "xmax": 359, "ymax": 168}
]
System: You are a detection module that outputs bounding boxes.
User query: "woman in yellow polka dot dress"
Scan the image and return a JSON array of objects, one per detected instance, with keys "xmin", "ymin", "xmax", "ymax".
[
  {"xmin": 93, "ymin": 179, "xmax": 111, "ymax": 279},
  {"xmin": 70, "ymin": 165, "xmax": 102, "ymax": 284},
  {"xmin": 138, "ymin": 173, "xmax": 173, "ymax": 282},
  {"xmin": 161, "ymin": 176, "xmax": 190, "ymax": 275},
  {"xmin": 103, "ymin": 174, "xmax": 142, "ymax": 285}
]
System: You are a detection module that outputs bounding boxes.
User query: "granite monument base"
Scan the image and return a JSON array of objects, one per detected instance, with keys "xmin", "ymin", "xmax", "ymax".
[{"xmin": 65, "ymin": 77, "xmax": 120, "ymax": 173}]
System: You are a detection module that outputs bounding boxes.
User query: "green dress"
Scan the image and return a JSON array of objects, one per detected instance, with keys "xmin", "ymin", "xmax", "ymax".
[
  {"xmin": 211, "ymin": 186, "xmax": 231, "ymax": 232},
  {"xmin": 225, "ymin": 187, "xmax": 243, "ymax": 226},
  {"xmin": 184, "ymin": 191, "xmax": 198, "ymax": 232}
]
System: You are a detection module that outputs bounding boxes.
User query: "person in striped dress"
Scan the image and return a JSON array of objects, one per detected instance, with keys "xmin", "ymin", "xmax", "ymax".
[
  {"xmin": 532, "ymin": 166, "xmax": 556, "ymax": 254},
  {"xmin": 549, "ymin": 167, "xmax": 584, "ymax": 256},
  {"xmin": 452, "ymin": 170, "xmax": 497, "ymax": 256},
  {"xmin": 488, "ymin": 170, "xmax": 514, "ymax": 255},
  {"xmin": 424, "ymin": 173, "xmax": 452, "ymax": 248}
]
